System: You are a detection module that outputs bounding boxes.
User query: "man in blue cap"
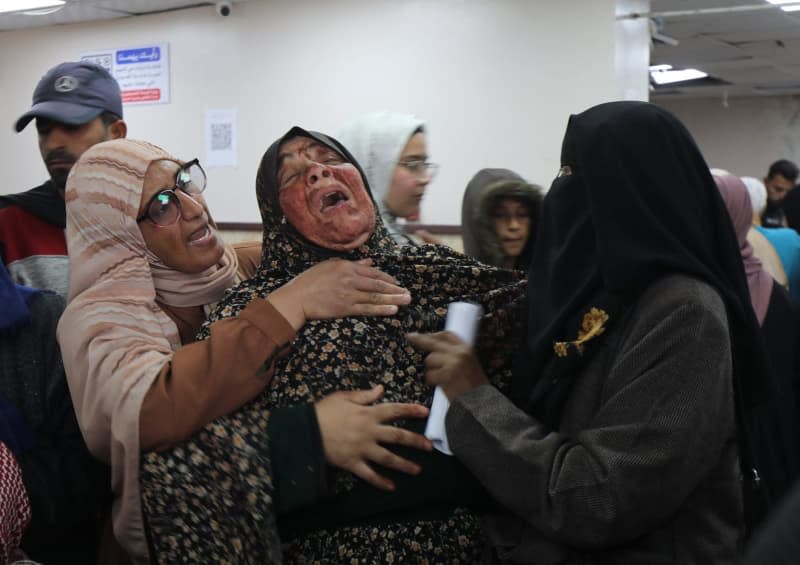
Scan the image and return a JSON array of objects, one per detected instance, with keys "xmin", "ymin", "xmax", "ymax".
[
  {"xmin": 0, "ymin": 61, "xmax": 127, "ymax": 295},
  {"xmin": 0, "ymin": 61, "xmax": 125, "ymax": 564}
]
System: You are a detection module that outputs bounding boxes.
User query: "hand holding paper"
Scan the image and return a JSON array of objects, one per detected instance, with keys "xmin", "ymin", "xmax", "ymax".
[{"xmin": 422, "ymin": 302, "xmax": 483, "ymax": 455}]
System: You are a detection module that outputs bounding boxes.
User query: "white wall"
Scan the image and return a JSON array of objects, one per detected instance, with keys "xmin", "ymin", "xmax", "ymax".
[
  {"xmin": 657, "ymin": 95, "xmax": 800, "ymax": 179},
  {"xmin": 1, "ymin": 0, "xmax": 621, "ymax": 224},
  {"xmin": 615, "ymin": 0, "xmax": 650, "ymax": 102}
]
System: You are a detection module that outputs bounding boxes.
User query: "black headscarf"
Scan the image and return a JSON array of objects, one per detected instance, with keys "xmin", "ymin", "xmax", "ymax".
[
  {"xmin": 516, "ymin": 101, "xmax": 784, "ymax": 516},
  {"xmin": 255, "ymin": 127, "xmax": 395, "ymax": 261}
]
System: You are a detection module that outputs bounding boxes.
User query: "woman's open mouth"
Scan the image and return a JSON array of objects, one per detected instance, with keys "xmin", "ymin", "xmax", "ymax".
[
  {"xmin": 188, "ymin": 225, "xmax": 213, "ymax": 245},
  {"xmin": 319, "ymin": 190, "xmax": 349, "ymax": 213}
]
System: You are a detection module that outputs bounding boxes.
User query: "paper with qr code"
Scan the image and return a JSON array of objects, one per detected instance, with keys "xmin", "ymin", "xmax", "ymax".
[{"xmin": 205, "ymin": 108, "xmax": 238, "ymax": 167}]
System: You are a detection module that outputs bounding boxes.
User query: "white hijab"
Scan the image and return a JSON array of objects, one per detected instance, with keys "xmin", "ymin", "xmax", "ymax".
[{"xmin": 336, "ymin": 111, "xmax": 425, "ymax": 217}]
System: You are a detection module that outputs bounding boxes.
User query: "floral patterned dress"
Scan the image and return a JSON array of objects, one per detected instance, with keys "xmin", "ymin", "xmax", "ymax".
[{"xmin": 140, "ymin": 128, "xmax": 528, "ymax": 563}]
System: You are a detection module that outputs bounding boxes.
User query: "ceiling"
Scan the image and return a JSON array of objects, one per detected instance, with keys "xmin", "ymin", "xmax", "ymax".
[
  {"xmin": 647, "ymin": 0, "xmax": 800, "ymax": 99},
  {"xmin": 2, "ymin": 1, "xmax": 800, "ymax": 100},
  {"xmin": 0, "ymin": 0, "xmax": 224, "ymax": 31}
]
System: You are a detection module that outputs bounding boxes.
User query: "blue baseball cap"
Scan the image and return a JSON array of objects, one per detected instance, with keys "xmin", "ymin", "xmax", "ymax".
[{"xmin": 14, "ymin": 61, "xmax": 123, "ymax": 133}]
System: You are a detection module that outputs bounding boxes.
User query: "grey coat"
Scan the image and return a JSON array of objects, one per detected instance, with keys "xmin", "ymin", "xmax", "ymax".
[{"xmin": 447, "ymin": 274, "xmax": 741, "ymax": 564}]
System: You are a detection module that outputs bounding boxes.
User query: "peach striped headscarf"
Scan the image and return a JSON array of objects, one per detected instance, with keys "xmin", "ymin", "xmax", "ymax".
[{"xmin": 57, "ymin": 139, "xmax": 236, "ymax": 563}]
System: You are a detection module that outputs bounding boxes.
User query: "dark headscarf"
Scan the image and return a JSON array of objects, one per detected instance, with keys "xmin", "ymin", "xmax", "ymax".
[{"xmin": 517, "ymin": 101, "xmax": 782, "ymax": 517}]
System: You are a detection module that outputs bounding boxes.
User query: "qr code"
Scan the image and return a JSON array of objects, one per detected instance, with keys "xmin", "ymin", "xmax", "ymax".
[{"xmin": 211, "ymin": 123, "xmax": 233, "ymax": 151}]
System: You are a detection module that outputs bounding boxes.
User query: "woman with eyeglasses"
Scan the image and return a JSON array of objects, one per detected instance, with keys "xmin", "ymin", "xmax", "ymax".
[
  {"xmin": 461, "ymin": 168, "xmax": 544, "ymax": 270},
  {"xmin": 56, "ymin": 139, "xmax": 432, "ymax": 564},
  {"xmin": 337, "ymin": 111, "xmax": 440, "ymax": 245}
]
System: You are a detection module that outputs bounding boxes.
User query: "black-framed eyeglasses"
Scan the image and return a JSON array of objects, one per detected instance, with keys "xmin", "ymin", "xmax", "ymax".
[
  {"xmin": 398, "ymin": 159, "xmax": 439, "ymax": 179},
  {"xmin": 136, "ymin": 158, "xmax": 207, "ymax": 227}
]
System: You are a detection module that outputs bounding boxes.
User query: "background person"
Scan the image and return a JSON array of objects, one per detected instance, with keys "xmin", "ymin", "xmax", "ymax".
[
  {"xmin": 761, "ymin": 159, "xmax": 799, "ymax": 228},
  {"xmin": 0, "ymin": 61, "xmax": 126, "ymax": 295},
  {"xmin": 713, "ymin": 173, "xmax": 800, "ymax": 492},
  {"xmin": 746, "ymin": 175, "xmax": 800, "ymax": 303},
  {"xmin": 740, "ymin": 175, "xmax": 789, "ymax": 288},
  {"xmin": 461, "ymin": 168, "xmax": 543, "ymax": 270},
  {"xmin": 0, "ymin": 258, "xmax": 109, "ymax": 564},
  {"xmin": 337, "ymin": 111, "xmax": 440, "ymax": 244}
]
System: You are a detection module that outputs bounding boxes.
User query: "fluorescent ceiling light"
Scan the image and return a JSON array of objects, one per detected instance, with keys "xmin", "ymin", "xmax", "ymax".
[
  {"xmin": 766, "ymin": 0, "xmax": 800, "ymax": 5},
  {"xmin": 650, "ymin": 67, "xmax": 708, "ymax": 85},
  {"xmin": 781, "ymin": 4, "xmax": 800, "ymax": 11},
  {"xmin": 652, "ymin": 32, "xmax": 679, "ymax": 46},
  {"xmin": 0, "ymin": 0, "xmax": 64, "ymax": 14}
]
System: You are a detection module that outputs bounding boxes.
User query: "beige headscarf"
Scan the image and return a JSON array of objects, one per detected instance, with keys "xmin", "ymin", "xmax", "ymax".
[{"xmin": 57, "ymin": 139, "xmax": 237, "ymax": 563}]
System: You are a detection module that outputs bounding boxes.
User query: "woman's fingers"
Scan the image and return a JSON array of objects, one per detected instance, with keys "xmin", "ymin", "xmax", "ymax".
[
  {"xmin": 365, "ymin": 445, "xmax": 422, "ymax": 476},
  {"xmin": 316, "ymin": 392, "xmax": 433, "ymax": 485},
  {"xmin": 370, "ymin": 401, "xmax": 430, "ymax": 423},
  {"xmin": 311, "ymin": 260, "xmax": 411, "ymax": 318},
  {"xmin": 335, "ymin": 385, "xmax": 385, "ymax": 405},
  {"xmin": 333, "ymin": 285, "xmax": 410, "ymax": 317},
  {"xmin": 406, "ymin": 331, "xmax": 490, "ymax": 398},
  {"xmin": 364, "ymin": 287, "xmax": 412, "ymax": 305},
  {"xmin": 349, "ymin": 461, "xmax": 396, "ymax": 492},
  {"xmin": 350, "ymin": 268, "xmax": 409, "ymax": 298},
  {"xmin": 351, "ymin": 289, "xmax": 410, "ymax": 307},
  {"xmin": 353, "ymin": 262, "xmax": 400, "ymax": 286},
  {"xmin": 374, "ymin": 421, "xmax": 432, "ymax": 452},
  {"xmin": 406, "ymin": 331, "xmax": 464, "ymax": 352}
]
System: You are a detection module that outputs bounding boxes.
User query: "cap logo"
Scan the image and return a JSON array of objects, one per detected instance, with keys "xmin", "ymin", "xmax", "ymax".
[{"xmin": 54, "ymin": 75, "xmax": 79, "ymax": 93}]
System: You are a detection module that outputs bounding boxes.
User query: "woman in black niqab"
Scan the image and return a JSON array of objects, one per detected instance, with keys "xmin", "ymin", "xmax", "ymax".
[
  {"xmin": 412, "ymin": 102, "xmax": 788, "ymax": 562},
  {"xmin": 527, "ymin": 100, "xmax": 791, "ymax": 524},
  {"xmin": 522, "ymin": 102, "xmax": 758, "ymax": 405}
]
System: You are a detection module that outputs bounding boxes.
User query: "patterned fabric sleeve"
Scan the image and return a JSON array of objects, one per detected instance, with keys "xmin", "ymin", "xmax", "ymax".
[{"xmin": 0, "ymin": 442, "xmax": 31, "ymax": 564}]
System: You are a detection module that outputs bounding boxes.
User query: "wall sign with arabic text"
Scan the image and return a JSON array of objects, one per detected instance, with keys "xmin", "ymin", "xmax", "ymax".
[{"xmin": 80, "ymin": 43, "xmax": 170, "ymax": 106}]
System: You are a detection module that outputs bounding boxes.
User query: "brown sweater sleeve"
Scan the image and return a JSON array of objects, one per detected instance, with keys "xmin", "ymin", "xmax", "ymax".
[
  {"xmin": 233, "ymin": 240, "xmax": 262, "ymax": 280},
  {"xmin": 139, "ymin": 298, "xmax": 295, "ymax": 452}
]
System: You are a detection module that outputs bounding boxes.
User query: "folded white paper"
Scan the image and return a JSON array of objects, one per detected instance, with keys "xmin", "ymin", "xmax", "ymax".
[{"xmin": 424, "ymin": 302, "xmax": 483, "ymax": 455}]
